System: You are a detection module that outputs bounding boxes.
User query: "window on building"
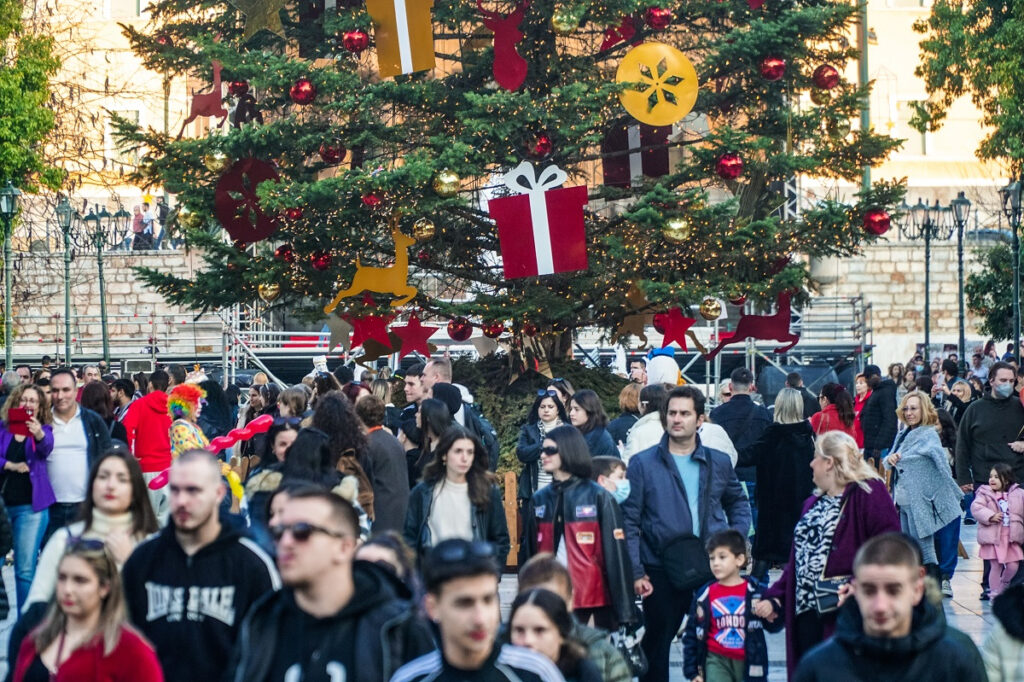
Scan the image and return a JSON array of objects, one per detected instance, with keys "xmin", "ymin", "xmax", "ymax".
[
  {"xmin": 109, "ymin": 0, "xmax": 140, "ymax": 17},
  {"xmin": 106, "ymin": 110, "xmax": 140, "ymax": 171}
]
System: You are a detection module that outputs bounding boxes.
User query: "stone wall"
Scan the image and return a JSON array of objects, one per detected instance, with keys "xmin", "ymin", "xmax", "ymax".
[{"xmin": 816, "ymin": 237, "xmax": 992, "ymax": 367}]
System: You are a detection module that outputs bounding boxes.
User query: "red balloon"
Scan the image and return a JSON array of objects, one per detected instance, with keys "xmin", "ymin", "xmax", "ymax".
[
  {"xmin": 148, "ymin": 470, "xmax": 169, "ymax": 490},
  {"xmin": 482, "ymin": 321, "xmax": 506, "ymax": 338},
  {"xmin": 863, "ymin": 209, "xmax": 892, "ymax": 236},
  {"xmin": 248, "ymin": 414, "xmax": 275, "ymax": 433},
  {"xmin": 274, "ymin": 243, "xmax": 296, "ymax": 263},
  {"xmin": 645, "ymin": 6, "xmax": 673, "ymax": 29},
  {"xmin": 448, "ymin": 317, "xmax": 473, "ymax": 341},
  {"xmin": 208, "ymin": 436, "xmax": 234, "ymax": 451},
  {"xmin": 342, "ymin": 29, "xmax": 370, "ymax": 53},
  {"xmin": 311, "ymin": 250, "xmax": 333, "ymax": 270},
  {"xmin": 812, "ymin": 64, "xmax": 840, "ymax": 90},
  {"xmin": 228, "ymin": 80, "xmax": 249, "ymax": 96},
  {"xmin": 319, "ymin": 143, "xmax": 346, "ymax": 164},
  {"xmin": 760, "ymin": 56, "xmax": 786, "ymax": 81},
  {"xmin": 715, "ymin": 153, "xmax": 744, "ymax": 180},
  {"xmin": 290, "ymin": 78, "xmax": 317, "ymax": 105}
]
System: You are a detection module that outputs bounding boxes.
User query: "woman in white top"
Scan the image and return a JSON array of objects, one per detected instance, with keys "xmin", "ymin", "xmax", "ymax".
[{"xmin": 403, "ymin": 426, "xmax": 509, "ymax": 563}]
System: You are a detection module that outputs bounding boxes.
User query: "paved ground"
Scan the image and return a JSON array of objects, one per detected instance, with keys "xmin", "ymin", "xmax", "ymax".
[{"xmin": 0, "ymin": 523, "xmax": 995, "ymax": 680}]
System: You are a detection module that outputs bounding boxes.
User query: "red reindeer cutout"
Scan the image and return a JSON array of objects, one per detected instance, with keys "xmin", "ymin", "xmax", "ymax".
[
  {"xmin": 703, "ymin": 291, "xmax": 800, "ymax": 359},
  {"xmin": 477, "ymin": 0, "xmax": 529, "ymax": 91},
  {"xmin": 178, "ymin": 60, "xmax": 228, "ymax": 139}
]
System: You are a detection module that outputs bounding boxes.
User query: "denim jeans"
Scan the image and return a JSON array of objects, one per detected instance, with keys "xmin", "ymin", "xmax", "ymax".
[
  {"xmin": 934, "ymin": 516, "xmax": 961, "ymax": 580},
  {"xmin": 8, "ymin": 505, "xmax": 48, "ymax": 612},
  {"xmin": 42, "ymin": 502, "xmax": 80, "ymax": 547}
]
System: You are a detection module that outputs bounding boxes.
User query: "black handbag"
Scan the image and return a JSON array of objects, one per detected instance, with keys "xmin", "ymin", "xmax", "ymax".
[
  {"xmin": 813, "ymin": 575, "xmax": 850, "ymax": 614},
  {"xmin": 660, "ymin": 533, "xmax": 714, "ymax": 591}
]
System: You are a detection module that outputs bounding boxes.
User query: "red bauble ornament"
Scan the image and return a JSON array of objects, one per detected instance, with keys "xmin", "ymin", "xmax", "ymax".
[
  {"xmin": 529, "ymin": 134, "xmax": 554, "ymax": 159},
  {"xmin": 274, "ymin": 244, "xmax": 296, "ymax": 263},
  {"xmin": 341, "ymin": 29, "xmax": 370, "ymax": 53},
  {"xmin": 362, "ymin": 192, "xmax": 382, "ymax": 207},
  {"xmin": 812, "ymin": 64, "xmax": 840, "ymax": 90},
  {"xmin": 863, "ymin": 209, "xmax": 892, "ymax": 236},
  {"xmin": 156, "ymin": 34, "xmax": 172, "ymax": 47},
  {"xmin": 482, "ymin": 321, "xmax": 506, "ymax": 338},
  {"xmin": 653, "ymin": 312, "xmax": 669, "ymax": 334},
  {"xmin": 645, "ymin": 6, "xmax": 673, "ymax": 29},
  {"xmin": 310, "ymin": 250, "xmax": 333, "ymax": 270},
  {"xmin": 522, "ymin": 321, "xmax": 537, "ymax": 337},
  {"xmin": 715, "ymin": 153, "xmax": 744, "ymax": 180},
  {"xmin": 760, "ymin": 56, "xmax": 786, "ymax": 81},
  {"xmin": 289, "ymin": 78, "xmax": 317, "ymax": 105},
  {"xmin": 728, "ymin": 294, "xmax": 748, "ymax": 306},
  {"xmin": 285, "ymin": 207, "xmax": 303, "ymax": 221},
  {"xmin": 417, "ymin": 249, "xmax": 430, "ymax": 264},
  {"xmin": 319, "ymin": 143, "xmax": 346, "ymax": 164},
  {"xmin": 228, "ymin": 80, "xmax": 249, "ymax": 96},
  {"xmin": 447, "ymin": 317, "xmax": 473, "ymax": 341}
]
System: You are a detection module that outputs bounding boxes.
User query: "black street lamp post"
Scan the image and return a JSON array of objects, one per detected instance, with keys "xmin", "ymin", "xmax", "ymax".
[
  {"xmin": 950, "ymin": 191, "xmax": 972, "ymax": 372},
  {"xmin": 903, "ymin": 197, "xmax": 953, "ymax": 363},
  {"xmin": 1001, "ymin": 181, "xmax": 1022, "ymax": 364},
  {"xmin": 0, "ymin": 181, "xmax": 22, "ymax": 369}
]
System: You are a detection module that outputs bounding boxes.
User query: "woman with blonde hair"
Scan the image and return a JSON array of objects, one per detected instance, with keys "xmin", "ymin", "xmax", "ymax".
[
  {"xmin": 755, "ymin": 430, "xmax": 899, "ymax": 677},
  {"xmin": 885, "ymin": 391, "xmax": 963, "ymax": 584},
  {"xmin": 13, "ymin": 543, "xmax": 162, "ymax": 681},
  {"xmin": 737, "ymin": 387, "xmax": 816, "ymax": 581}
]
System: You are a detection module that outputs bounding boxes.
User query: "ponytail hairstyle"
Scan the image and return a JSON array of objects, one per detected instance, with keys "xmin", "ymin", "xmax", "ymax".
[{"xmin": 820, "ymin": 382, "xmax": 855, "ymax": 428}]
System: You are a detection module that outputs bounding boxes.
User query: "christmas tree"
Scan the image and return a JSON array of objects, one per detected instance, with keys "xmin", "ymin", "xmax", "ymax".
[{"xmin": 119, "ymin": 0, "xmax": 903, "ymax": 359}]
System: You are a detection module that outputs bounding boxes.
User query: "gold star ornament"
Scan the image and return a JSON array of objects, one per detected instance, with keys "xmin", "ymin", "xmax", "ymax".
[{"xmin": 230, "ymin": 0, "xmax": 287, "ymax": 41}]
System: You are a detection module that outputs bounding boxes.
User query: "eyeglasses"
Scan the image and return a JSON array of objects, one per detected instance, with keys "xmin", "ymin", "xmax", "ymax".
[
  {"xmin": 536, "ymin": 389, "xmax": 559, "ymax": 398},
  {"xmin": 541, "ymin": 445, "xmax": 559, "ymax": 455},
  {"xmin": 434, "ymin": 540, "xmax": 495, "ymax": 563},
  {"xmin": 269, "ymin": 522, "xmax": 348, "ymax": 543}
]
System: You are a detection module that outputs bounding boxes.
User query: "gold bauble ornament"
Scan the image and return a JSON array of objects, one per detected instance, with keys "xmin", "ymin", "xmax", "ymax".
[
  {"xmin": 827, "ymin": 118, "xmax": 852, "ymax": 139},
  {"xmin": 203, "ymin": 152, "xmax": 231, "ymax": 173},
  {"xmin": 258, "ymin": 282, "xmax": 281, "ymax": 303},
  {"xmin": 662, "ymin": 217, "xmax": 692, "ymax": 243},
  {"xmin": 433, "ymin": 169, "xmax": 461, "ymax": 197},
  {"xmin": 176, "ymin": 206, "xmax": 202, "ymax": 229},
  {"xmin": 413, "ymin": 217, "xmax": 436, "ymax": 240},
  {"xmin": 550, "ymin": 7, "xmax": 580, "ymax": 35},
  {"xmin": 809, "ymin": 89, "xmax": 831, "ymax": 106},
  {"xmin": 699, "ymin": 297, "xmax": 722, "ymax": 320}
]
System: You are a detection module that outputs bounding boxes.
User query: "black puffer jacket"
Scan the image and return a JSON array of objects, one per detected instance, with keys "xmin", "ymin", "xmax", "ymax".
[
  {"xmin": 860, "ymin": 378, "xmax": 899, "ymax": 454},
  {"xmin": 794, "ymin": 593, "xmax": 986, "ymax": 682}
]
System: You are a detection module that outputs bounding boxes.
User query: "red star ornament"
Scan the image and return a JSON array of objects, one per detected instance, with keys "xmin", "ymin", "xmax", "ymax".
[
  {"xmin": 659, "ymin": 307, "xmax": 696, "ymax": 351},
  {"xmin": 391, "ymin": 315, "xmax": 439, "ymax": 359},
  {"xmin": 345, "ymin": 312, "xmax": 394, "ymax": 350}
]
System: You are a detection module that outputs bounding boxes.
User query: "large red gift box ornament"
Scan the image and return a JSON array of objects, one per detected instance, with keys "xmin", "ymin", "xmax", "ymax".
[
  {"xmin": 487, "ymin": 162, "xmax": 589, "ymax": 280},
  {"xmin": 601, "ymin": 118, "xmax": 672, "ymax": 188}
]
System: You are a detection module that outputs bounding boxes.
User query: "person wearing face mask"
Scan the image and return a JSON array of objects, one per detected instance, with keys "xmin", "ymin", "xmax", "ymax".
[
  {"xmin": 522, "ymin": 426, "xmax": 634, "ymax": 632},
  {"xmin": 591, "ymin": 456, "xmax": 631, "ymax": 505}
]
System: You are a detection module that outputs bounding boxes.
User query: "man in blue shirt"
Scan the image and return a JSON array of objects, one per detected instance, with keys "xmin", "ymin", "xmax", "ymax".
[{"xmin": 622, "ymin": 386, "xmax": 751, "ymax": 682}]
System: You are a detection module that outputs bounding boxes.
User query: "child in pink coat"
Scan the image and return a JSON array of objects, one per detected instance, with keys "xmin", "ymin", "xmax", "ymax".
[{"xmin": 971, "ymin": 462, "xmax": 1024, "ymax": 597}]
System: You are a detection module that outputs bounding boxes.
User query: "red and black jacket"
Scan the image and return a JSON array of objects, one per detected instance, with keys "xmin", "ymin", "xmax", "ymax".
[{"xmin": 525, "ymin": 477, "xmax": 635, "ymax": 625}]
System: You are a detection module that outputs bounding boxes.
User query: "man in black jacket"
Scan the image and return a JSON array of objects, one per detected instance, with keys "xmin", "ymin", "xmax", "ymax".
[
  {"xmin": 225, "ymin": 487, "xmax": 434, "ymax": 681},
  {"xmin": 391, "ymin": 539, "xmax": 564, "ymax": 682},
  {"xmin": 122, "ymin": 451, "xmax": 280, "ymax": 682},
  {"xmin": 794, "ymin": 533, "xmax": 985, "ymax": 682},
  {"xmin": 709, "ymin": 367, "xmax": 769, "ymax": 524},
  {"xmin": 859, "ymin": 364, "xmax": 898, "ymax": 463}
]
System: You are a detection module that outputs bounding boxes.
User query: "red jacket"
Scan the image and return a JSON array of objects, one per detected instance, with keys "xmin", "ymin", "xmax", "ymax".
[
  {"xmin": 853, "ymin": 391, "xmax": 871, "ymax": 448},
  {"xmin": 14, "ymin": 626, "xmax": 163, "ymax": 682},
  {"xmin": 121, "ymin": 391, "xmax": 171, "ymax": 473},
  {"xmin": 810, "ymin": 404, "xmax": 857, "ymax": 439}
]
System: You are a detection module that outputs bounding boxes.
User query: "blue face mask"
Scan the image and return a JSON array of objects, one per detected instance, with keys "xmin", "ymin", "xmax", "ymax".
[
  {"xmin": 612, "ymin": 479, "xmax": 631, "ymax": 504},
  {"xmin": 995, "ymin": 382, "xmax": 1015, "ymax": 399}
]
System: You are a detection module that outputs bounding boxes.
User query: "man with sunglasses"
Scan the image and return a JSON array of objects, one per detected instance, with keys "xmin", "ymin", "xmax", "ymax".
[
  {"xmin": 122, "ymin": 450, "xmax": 280, "ymax": 682},
  {"xmin": 391, "ymin": 539, "xmax": 563, "ymax": 682},
  {"xmin": 226, "ymin": 487, "xmax": 434, "ymax": 682}
]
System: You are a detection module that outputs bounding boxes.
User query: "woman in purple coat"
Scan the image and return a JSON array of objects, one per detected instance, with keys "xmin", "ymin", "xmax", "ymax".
[
  {"xmin": 754, "ymin": 430, "xmax": 899, "ymax": 678},
  {"xmin": 0, "ymin": 384, "xmax": 55, "ymax": 611}
]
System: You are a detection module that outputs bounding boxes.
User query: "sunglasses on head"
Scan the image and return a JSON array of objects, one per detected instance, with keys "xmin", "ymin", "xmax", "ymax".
[
  {"xmin": 273, "ymin": 416, "xmax": 302, "ymax": 426},
  {"xmin": 537, "ymin": 389, "xmax": 559, "ymax": 398},
  {"xmin": 435, "ymin": 540, "xmax": 495, "ymax": 563},
  {"xmin": 541, "ymin": 445, "xmax": 559, "ymax": 455},
  {"xmin": 67, "ymin": 536, "xmax": 106, "ymax": 552},
  {"xmin": 269, "ymin": 522, "xmax": 348, "ymax": 543}
]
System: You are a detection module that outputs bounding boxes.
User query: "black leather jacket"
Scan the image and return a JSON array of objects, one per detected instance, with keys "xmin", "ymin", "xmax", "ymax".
[{"xmin": 402, "ymin": 479, "xmax": 511, "ymax": 563}]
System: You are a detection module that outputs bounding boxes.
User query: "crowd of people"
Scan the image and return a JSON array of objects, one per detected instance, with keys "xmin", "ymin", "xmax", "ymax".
[{"xmin": 0, "ymin": 350, "xmax": 1015, "ymax": 681}]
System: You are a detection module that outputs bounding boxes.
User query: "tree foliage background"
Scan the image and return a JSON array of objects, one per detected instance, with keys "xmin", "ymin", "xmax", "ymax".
[{"xmin": 119, "ymin": 0, "xmax": 904, "ymax": 351}]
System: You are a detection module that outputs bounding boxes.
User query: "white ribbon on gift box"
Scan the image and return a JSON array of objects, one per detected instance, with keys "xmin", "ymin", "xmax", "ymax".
[
  {"xmin": 393, "ymin": 0, "xmax": 414, "ymax": 74},
  {"xmin": 627, "ymin": 124, "xmax": 643, "ymax": 184},
  {"xmin": 501, "ymin": 161, "xmax": 569, "ymax": 276}
]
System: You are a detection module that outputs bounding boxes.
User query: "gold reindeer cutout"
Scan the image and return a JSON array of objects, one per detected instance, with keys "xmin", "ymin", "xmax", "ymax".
[{"xmin": 323, "ymin": 218, "xmax": 418, "ymax": 314}]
